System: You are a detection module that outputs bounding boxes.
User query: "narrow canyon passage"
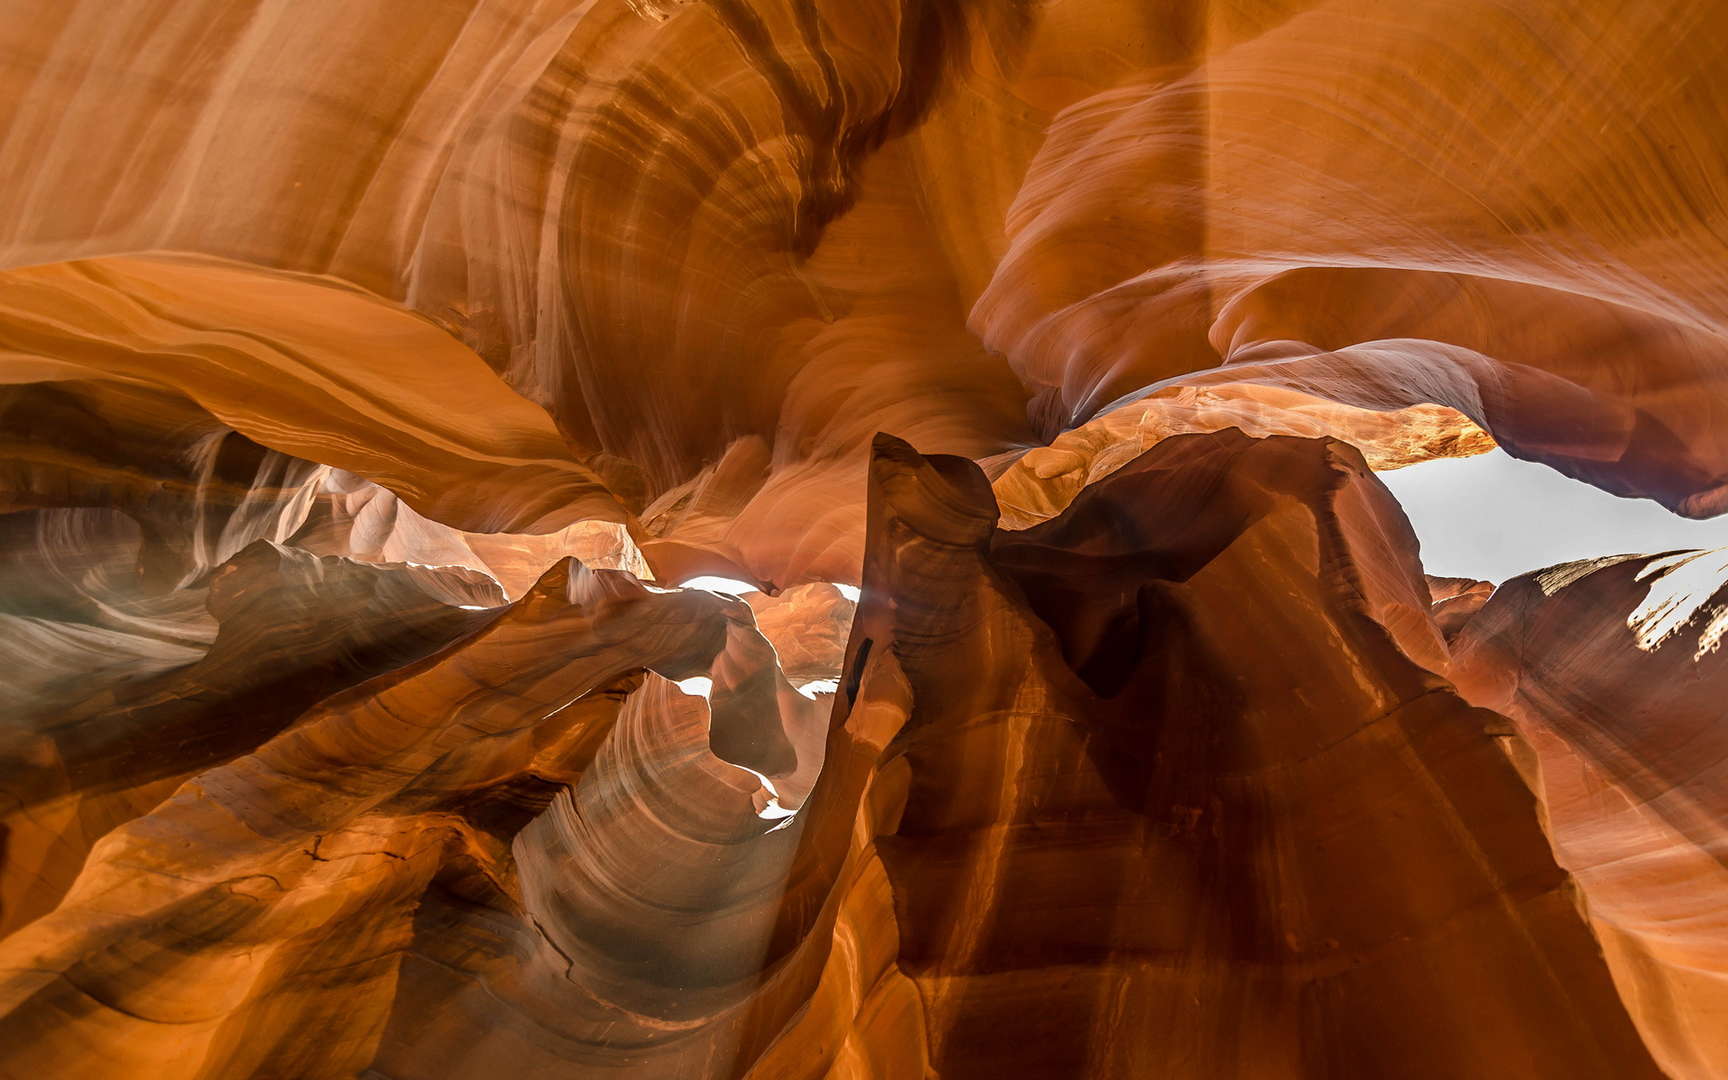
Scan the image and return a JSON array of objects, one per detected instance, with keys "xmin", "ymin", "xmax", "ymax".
[{"xmin": 2, "ymin": 1, "xmax": 1728, "ymax": 1077}]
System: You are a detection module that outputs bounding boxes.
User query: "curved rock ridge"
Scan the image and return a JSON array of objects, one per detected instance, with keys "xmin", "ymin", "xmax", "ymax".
[
  {"xmin": 2, "ymin": 0, "xmax": 1728, "ymax": 1076},
  {"xmin": 0, "ymin": 554, "xmax": 830, "ymax": 1077},
  {"xmin": 972, "ymin": 0, "xmax": 1728, "ymax": 518},
  {"xmin": 0, "ymin": 430, "xmax": 1683, "ymax": 1078},
  {"xmin": 1447, "ymin": 551, "xmax": 1728, "ymax": 1079},
  {"xmin": 6, "ymin": 0, "xmax": 1728, "ymax": 585},
  {"xmin": 0, "ymin": 255, "xmax": 632, "ymax": 536}
]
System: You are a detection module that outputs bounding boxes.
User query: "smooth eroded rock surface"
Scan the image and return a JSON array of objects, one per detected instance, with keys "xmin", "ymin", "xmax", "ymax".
[{"xmin": 3, "ymin": 0, "xmax": 1727, "ymax": 1076}]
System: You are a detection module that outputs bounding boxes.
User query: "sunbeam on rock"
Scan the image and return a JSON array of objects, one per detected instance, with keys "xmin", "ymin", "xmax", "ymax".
[{"xmin": 1, "ymin": 1, "xmax": 1727, "ymax": 1077}]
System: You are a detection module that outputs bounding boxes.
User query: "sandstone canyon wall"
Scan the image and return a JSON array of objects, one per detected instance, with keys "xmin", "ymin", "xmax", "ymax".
[{"xmin": 1, "ymin": 0, "xmax": 1727, "ymax": 1076}]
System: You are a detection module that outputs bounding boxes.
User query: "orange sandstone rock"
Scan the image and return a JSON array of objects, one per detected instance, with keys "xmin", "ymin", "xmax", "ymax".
[{"xmin": 0, "ymin": 1, "xmax": 1726, "ymax": 1075}]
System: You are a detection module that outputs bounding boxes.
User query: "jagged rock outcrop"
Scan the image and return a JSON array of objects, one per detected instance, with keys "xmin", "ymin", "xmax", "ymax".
[{"xmin": 743, "ymin": 433, "xmax": 1656, "ymax": 1079}]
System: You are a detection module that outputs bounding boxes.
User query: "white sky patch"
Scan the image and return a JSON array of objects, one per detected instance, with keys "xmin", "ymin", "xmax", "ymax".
[
  {"xmin": 829, "ymin": 583, "xmax": 862, "ymax": 602},
  {"xmin": 672, "ymin": 675, "xmax": 713, "ymax": 698},
  {"xmin": 1376, "ymin": 448, "xmax": 1728, "ymax": 583},
  {"xmin": 678, "ymin": 575, "xmax": 760, "ymax": 597}
]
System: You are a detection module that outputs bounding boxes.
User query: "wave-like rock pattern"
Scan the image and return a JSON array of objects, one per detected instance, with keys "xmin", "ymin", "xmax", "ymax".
[
  {"xmin": 1448, "ymin": 553, "xmax": 1728, "ymax": 1079},
  {"xmin": 2, "ymin": 0, "xmax": 1728, "ymax": 1076}
]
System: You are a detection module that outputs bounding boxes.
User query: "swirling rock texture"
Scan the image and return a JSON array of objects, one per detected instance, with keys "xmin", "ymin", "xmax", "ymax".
[{"xmin": 2, "ymin": 0, "xmax": 1728, "ymax": 1076}]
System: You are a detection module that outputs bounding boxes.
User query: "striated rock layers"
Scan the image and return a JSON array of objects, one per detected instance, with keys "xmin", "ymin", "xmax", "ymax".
[{"xmin": 2, "ymin": 0, "xmax": 1728, "ymax": 1076}]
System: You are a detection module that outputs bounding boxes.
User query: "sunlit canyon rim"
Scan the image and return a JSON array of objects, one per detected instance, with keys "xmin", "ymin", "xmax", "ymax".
[{"xmin": 1, "ymin": 1, "xmax": 1727, "ymax": 1077}]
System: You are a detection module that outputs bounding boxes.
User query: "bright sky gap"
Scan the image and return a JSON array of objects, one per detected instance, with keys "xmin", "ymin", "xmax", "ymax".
[{"xmin": 1376, "ymin": 448, "xmax": 1728, "ymax": 583}]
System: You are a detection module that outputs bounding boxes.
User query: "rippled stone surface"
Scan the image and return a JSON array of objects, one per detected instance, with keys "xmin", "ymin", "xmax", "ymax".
[{"xmin": 2, "ymin": 0, "xmax": 1727, "ymax": 1076}]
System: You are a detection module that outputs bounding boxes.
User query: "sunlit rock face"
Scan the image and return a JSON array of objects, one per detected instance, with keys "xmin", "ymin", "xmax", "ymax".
[
  {"xmin": 1, "ymin": 0, "xmax": 1727, "ymax": 1076},
  {"xmin": 1448, "ymin": 553, "xmax": 1728, "ymax": 1080}
]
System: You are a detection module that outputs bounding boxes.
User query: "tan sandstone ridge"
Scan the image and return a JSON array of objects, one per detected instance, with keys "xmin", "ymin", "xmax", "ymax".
[{"xmin": 1, "ymin": 0, "xmax": 1727, "ymax": 1076}]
